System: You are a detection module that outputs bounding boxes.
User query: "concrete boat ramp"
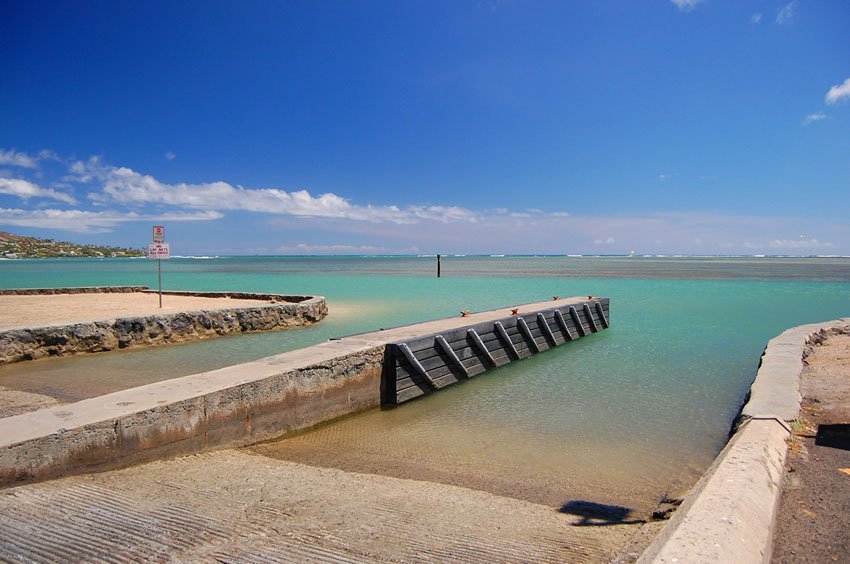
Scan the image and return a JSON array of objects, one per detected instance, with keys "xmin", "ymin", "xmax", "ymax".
[
  {"xmin": 0, "ymin": 296, "xmax": 609, "ymax": 486},
  {"xmin": 0, "ymin": 296, "xmax": 648, "ymax": 562},
  {"xmin": 2, "ymin": 293, "xmax": 833, "ymax": 562}
]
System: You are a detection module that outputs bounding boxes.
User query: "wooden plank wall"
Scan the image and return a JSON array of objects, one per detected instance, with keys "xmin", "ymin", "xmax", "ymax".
[{"xmin": 382, "ymin": 298, "xmax": 610, "ymax": 405}]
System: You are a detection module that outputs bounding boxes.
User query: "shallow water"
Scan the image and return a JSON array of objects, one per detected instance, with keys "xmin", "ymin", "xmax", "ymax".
[{"xmin": 2, "ymin": 256, "xmax": 849, "ymax": 513}]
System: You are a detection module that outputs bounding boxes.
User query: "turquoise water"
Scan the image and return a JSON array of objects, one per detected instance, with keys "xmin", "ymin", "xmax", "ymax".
[{"xmin": 2, "ymin": 256, "xmax": 849, "ymax": 513}]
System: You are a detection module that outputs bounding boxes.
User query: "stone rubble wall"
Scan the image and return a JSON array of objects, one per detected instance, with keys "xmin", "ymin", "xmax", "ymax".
[
  {"xmin": 0, "ymin": 287, "xmax": 327, "ymax": 366},
  {"xmin": 0, "ymin": 286, "xmax": 149, "ymax": 295}
]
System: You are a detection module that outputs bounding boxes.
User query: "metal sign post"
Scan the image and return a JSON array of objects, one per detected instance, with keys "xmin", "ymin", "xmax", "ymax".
[{"xmin": 147, "ymin": 226, "xmax": 170, "ymax": 308}]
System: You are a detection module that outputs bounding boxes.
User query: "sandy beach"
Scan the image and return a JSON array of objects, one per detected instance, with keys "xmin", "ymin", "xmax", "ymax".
[{"xmin": 0, "ymin": 292, "xmax": 270, "ymax": 330}]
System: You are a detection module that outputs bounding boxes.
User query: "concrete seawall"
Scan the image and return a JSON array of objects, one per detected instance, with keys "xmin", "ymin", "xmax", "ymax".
[
  {"xmin": 0, "ymin": 297, "xmax": 602, "ymax": 488},
  {"xmin": 0, "ymin": 286, "xmax": 327, "ymax": 365},
  {"xmin": 638, "ymin": 318, "xmax": 849, "ymax": 563},
  {"xmin": 0, "ymin": 339, "xmax": 384, "ymax": 486}
]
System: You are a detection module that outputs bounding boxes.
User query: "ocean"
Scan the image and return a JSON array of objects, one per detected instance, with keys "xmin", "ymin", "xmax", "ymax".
[{"xmin": 2, "ymin": 255, "xmax": 849, "ymax": 515}]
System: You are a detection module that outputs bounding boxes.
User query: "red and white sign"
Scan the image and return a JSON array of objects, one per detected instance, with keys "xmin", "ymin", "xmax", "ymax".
[
  {"xmin": 147, "ymin": 242, "xmax": 171, "ymax": 260},
  {"xmin": 152, "ymin": 225, "xmax": 165, "ymax": 242}
]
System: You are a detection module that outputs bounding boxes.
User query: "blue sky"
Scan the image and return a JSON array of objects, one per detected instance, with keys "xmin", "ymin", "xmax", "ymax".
[{"xmin": 1, "ymin": 0, "xmax": 848, "ymax": 255}]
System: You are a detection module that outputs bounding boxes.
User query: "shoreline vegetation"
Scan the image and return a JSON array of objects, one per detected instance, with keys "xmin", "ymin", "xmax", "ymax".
[{"xmin": 0, "ymin": 231, "xmax": 144, "ymax": 259}]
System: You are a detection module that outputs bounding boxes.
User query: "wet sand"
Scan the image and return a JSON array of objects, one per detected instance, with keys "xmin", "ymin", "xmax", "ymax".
[
  {"xmin": 0, "ymin": 292, "xmax": 269, "ymax": 330},
  {"xmin": 247, "ymin": 404, "xmax": 700, "ymax": 519},
  {"xmin": 0, "ymin": 386, "xmax": 60, "ymax": 418}
]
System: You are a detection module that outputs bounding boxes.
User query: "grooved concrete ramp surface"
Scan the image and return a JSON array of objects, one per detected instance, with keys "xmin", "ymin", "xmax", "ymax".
[{"xmin": 0, "ymin": 449, "xmax": 647, "ymax": 562}]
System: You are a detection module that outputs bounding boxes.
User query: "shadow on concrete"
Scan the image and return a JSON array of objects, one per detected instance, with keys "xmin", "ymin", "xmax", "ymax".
[
  {"xmin": 559, "ymin": 500, "xmax": 644, "ymax": 526},
  {"xmin": 815, "ymin": 424, "xmax": 850, "ymax": 451}
]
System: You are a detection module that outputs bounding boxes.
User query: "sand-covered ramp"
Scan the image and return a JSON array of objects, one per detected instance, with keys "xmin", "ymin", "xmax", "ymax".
[{"xmin": 0, "ymin": 449, "xmax": 656, "ymax": 562}]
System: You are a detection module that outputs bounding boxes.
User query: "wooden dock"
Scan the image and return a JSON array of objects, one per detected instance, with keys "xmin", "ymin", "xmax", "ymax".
[{"xmin": 383, "ymin": 297, "xmax": 610, "ymax": 405}]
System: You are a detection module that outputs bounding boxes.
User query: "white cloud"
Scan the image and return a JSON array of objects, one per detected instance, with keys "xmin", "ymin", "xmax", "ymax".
[
  {"xmin": 825, "ymin": 78, "xmax": 850, "ymax": 105},
  {"xmin": 776, "ymin": 1, "xmax": 796, "ymax": 24},
  {"xmin": 407, "ymin": 205, "xmax": 481, "ymax": 223},
  {"xmin": 37, "ymin": 149, "xmax": 60, "ymax": 161},
  {"xmin": 769, "ymin": 238, "xmax": 832, "ymax": 250},
  {"xmin": 751, "ymin": 13, "xmax": 763, "ymax": 23},
  {"xmin": 69, "ymin": 159, "xmax": 486, "ymax": 225},
  {"xmin": 68, "ymin": 156, "xmax": 109, "ymax": 184},
  {"xmin": 593, "ymin": 237, "xmax": 615, "ymax": 245},
  {"xmin": 0, "ymin": 148, "xmax": 60, "ymax": 170},
  {"xmin": 670, "ymin": 0, "xmax": 703, "ymax": 12},
  {"xmin": 0, "ymin": 149, "xmax": 39, "ymax": 169},
  {"xmin": 802, "ymin": 112, "xmax": 828, "ymax": 125},
  {"xmin": 0, "ymin": 208, "xmax": 222, "ymax": 233},
  {"xmin": 0, "ymin": 178, "xmax": 77, "ymax": 204},
  {"xmin": 164, "ymin": 151, "xmax": 176, "ymax": 161},
  {"xmin": 276, "ymin": 243, "xmax": 419, "ymax": 255}
]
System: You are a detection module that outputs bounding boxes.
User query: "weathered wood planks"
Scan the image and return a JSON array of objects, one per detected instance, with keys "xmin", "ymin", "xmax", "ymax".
[{"xmin": 382, "ymin": 298, "xmax": 610, "ymax": 405}]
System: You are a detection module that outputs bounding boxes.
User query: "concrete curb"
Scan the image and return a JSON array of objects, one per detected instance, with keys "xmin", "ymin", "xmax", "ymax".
[
  {"xmin": 638, "ymin": 317, "xmax": 850, "ymax": 564},
  {"xmin": 742, "ymin": 319, "xmax": 849, "ymax": 422}
]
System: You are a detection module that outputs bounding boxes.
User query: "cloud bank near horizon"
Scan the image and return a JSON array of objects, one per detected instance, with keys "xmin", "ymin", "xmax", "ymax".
[{"xmin": 0, "ymin": 147, "xmax": 845, "ymax": 255}]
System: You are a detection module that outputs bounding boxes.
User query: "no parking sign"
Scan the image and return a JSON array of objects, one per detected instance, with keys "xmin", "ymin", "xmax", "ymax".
[{"xmin": 148, "ymin": 225, "xmax": 169, "ymax": 307}]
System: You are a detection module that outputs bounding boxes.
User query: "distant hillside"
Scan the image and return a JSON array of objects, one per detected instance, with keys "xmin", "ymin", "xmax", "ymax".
[{"xmin": 0, "ymin": 231, "xmax": 144, "ymax": 259}]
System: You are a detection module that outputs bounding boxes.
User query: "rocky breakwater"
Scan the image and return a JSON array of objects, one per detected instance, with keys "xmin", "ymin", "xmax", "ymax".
[{"xmin": 0, "ymin": 288, "xmax": 327, "ymax": 366}]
